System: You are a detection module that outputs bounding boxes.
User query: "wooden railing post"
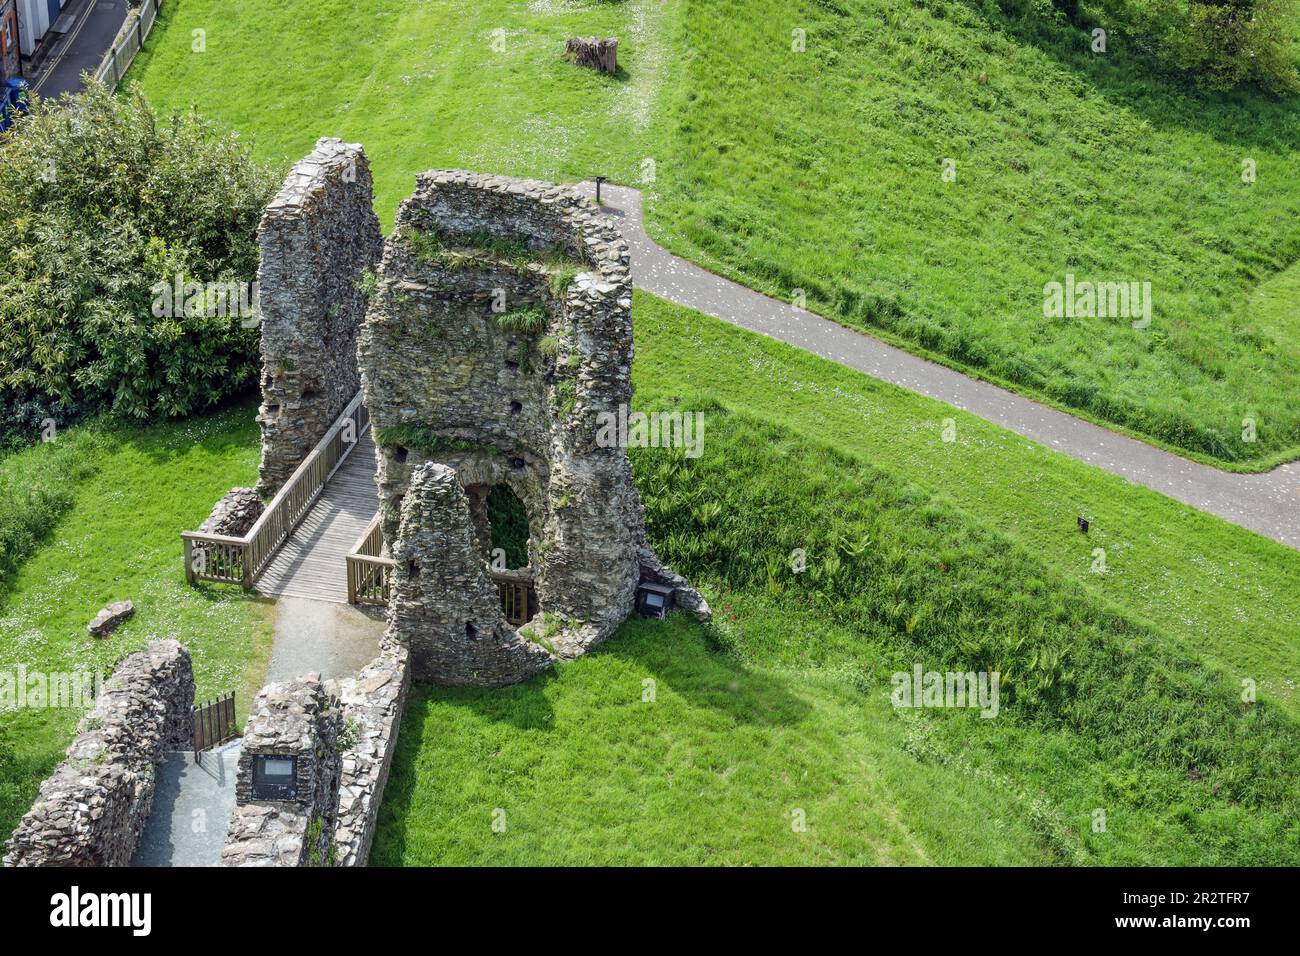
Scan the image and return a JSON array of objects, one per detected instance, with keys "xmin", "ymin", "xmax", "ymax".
[
  {"xmin": 180, "ymin": 390, "xmax": 369, "ymax": 590},
  {"xmin": 241, "ymin": 541, "xmax": 253, "ymax": 589}
]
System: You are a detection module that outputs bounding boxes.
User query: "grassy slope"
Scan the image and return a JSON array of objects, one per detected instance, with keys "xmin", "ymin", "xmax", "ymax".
[
  {"xmin": 0, "ymin": 399, "xmax": 274, "ymax": 837},
  {"xmin": 375, "ymin": 297, "xmax": 1299, "ymax": 866},
  {"xmin": 130, "ymin": 0, "xmax": 1300, "ymax": 465},
  {"xmin": 646, "ymin": 0, "xmax": 1300, "ymax": 467},
  {"xmin": 634, "ymin": 292, "xmax": 1300, "ymax": 716},
  {"xmin": 128, "ymin": 0, "xmax": 675, "ymax": 229},
  {"xmin": 375, "ymin": 423, "xmax": 1299, "ymax": 865},
  {"xmin": 375, "ymin": 616, "xmax": 1042, "ymax": 866}
]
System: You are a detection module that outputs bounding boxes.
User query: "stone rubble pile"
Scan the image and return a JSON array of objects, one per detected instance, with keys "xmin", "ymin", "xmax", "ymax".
[
  {"xmin": 87, "ymin": 600, "xmax": 135, "ymax": 637},
  {"xmin": 199, "ymin": 487, "xmax": 265, "ymax": 537}
]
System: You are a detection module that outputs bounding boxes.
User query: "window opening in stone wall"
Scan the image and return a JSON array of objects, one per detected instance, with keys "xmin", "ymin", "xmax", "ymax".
[{"xmin": 487, "ymin": 484, "xmax": 529, "ymax": 570}]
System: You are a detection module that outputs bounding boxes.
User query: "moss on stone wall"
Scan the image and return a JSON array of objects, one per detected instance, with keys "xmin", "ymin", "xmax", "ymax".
[{"xmin": 373, "ymin": 425, "xmax": 496, "ymax": 457}]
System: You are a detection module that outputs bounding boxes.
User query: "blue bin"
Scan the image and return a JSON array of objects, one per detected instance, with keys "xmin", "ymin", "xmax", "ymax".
[{"xmin": 1, "ymin": 77, "xmax": 30, "ymax": 134}]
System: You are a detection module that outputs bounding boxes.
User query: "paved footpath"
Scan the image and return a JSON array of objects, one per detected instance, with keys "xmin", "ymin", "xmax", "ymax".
[
  {"xmin": 132, "ymin": 741, "xmax": 241, "ymax": 867},
  {"xmin": 577, "ymin": 182, "xmax": 1300, "ymax": 551},
  {"xmin": 133, "ymin": 602, "xmax": 381, "ymax": 865}
]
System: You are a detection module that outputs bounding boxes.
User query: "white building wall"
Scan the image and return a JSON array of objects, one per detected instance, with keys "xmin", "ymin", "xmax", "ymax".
[{"xmin": 16, "ymin": 0, "xmax": 50, "ymax": 57}]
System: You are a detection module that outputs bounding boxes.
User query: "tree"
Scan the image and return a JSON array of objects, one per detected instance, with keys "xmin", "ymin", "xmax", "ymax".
[{"xmin": 0, "ymin": 82, "xmax": 276, "ymax": 447}]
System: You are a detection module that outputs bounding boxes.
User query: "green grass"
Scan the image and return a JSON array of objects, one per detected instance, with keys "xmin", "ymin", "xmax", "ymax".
[
  {"xmin": 129, "ymin": 0, "xmax": 1300, "ymax": 466},
  {"xmin": 0, "ymin": 427, "xmax": 105, "ymax": 583},
  {"xmin": 645, "ymin": 0, "xmax": 1300, "ymax": 467},
  {"xmin": 375, "ymin": 389, "xmax": 1300, "ymax": 865},
  {"xmin": 375, "ymin": 616, "xmax": 1044, "ymax": 866},
  {"xmin": 1245, "ymin": 255, "xmax": 1300, "ymax": 371},
  {"xmin": 372, "ymin": 425, "xmax": 494, "ymax": 456},
  {"xmin": 633, "ymin": 292, "xmax": 1300, "ymax": 717},
  {"xmin": 494, "ymin": 305, "xmax": 547, "ymax": 335},
  {"xmin": 128, "ymin": 0, "xmax": 677, "ymax": 228},
  {"xmin": 0, "ymin": 399, "xmax": 275, "ymax": 837}
]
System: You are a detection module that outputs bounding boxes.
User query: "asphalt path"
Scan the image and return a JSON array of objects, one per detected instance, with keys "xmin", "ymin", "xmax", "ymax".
[{"xmin": 576, "ymin": 181, "xmax": 1300, "ymax": 550}]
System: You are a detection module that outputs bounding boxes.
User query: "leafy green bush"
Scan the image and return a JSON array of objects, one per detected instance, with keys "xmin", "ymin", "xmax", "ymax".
[
  {"xmin": 487, "ymin": 484, "xmax": 530, "ymax": 568},
  {"xmin": 1130, "ymin": 0, "xmax": 1300, "ymax": 94},
  {"xmin": 0, "ymin": 83, "xmax": 276, "ymax": 442}
]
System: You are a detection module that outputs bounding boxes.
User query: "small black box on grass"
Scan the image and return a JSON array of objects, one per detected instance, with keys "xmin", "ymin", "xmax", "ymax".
[{"xmin": 635, "ymin": 582, "xmax": 675, "ymax": 619}]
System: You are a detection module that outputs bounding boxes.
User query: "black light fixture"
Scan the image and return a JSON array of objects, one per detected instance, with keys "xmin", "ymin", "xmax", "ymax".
[
  {"xmin": 635, "ymin": 582, "xmax": 675, "ymax": 619},
  {"xmin": 251, "ymin": 754, "xmax": 298, "ymax": 801},
  {"xmin": 594, "ymin": 175, "xmax": 608, "ymax": 204},
  {"xmin": 1077, "ymin": 516, "xmax": 1089, "ymax": 534}
]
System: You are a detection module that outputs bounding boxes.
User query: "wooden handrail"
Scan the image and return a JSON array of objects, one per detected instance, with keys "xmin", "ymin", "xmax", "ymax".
[
  {"xmin": 349, "ymin": 511, "xmax": 388, "ymax": 558},
  {"xmin": 183, "ymin": 390, "xmax": 370, "ymax": 588},
  {"xmin": 345, "ymin": 512, "xmax": 396, "ymax": 606}
]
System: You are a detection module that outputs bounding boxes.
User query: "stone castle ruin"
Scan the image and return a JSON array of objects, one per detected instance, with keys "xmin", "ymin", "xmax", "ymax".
[
  {"xmin": 6, "ymin": 141, "xmax": 709, "ymax": 870},
  {"xmin": 257, "ymin": 139, "xmax": 707, "ymax": 687},
  {"xmin": 256, "ymin": 139, "xmax": 383, "ymax": 496}
]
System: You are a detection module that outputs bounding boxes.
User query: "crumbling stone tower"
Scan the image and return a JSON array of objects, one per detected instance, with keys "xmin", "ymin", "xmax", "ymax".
[
  {"xmin": 256, "ymin": 138, "xmax": 383, "ymax": 495},
  {"xmin": 359, "ymin": 171, "xmax": 705, "ymax": 685},
  {"xmin": 388, "ymin": 462, "xmax": 554, "ymax": 685}
]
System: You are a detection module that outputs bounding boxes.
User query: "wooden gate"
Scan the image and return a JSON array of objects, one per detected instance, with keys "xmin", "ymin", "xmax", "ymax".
[{"xmin": 192, "ymin": 691, "xmax": 237, "ymax": 760}]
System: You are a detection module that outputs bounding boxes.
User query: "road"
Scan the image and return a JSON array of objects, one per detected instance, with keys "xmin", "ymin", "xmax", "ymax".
[{"xmin": 29, "ymin": 0, "xmax": 128, "ymax": 99}]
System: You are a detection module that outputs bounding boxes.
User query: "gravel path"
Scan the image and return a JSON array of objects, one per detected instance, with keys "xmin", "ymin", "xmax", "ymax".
[{"xmin": 577, "ymin": 181, "xmax": 1300, "ymax": 550}]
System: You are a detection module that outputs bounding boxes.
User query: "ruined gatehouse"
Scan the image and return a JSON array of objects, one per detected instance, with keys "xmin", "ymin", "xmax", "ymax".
[{"xmin": 254, "ymin": 139, "xmax": 707, "ymax": 687}]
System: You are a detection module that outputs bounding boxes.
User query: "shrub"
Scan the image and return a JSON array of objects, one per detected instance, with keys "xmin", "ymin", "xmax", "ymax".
[
  {"xmin": 0, "ymin": 82, "xmax": 277, "ymax": 440},
  {"xmin": 1133, "ymin": 0, "xmax": 1300, "ymax": 94},
  {"xmin": 487, "ymin": 484, "xmax": 530, "ymax": 568}
]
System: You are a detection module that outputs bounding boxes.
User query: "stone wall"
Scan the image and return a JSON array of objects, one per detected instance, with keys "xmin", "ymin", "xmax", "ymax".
[
  {"xmin": 3, "ymin": 640, "xmax": 195, "ymax": 867},
  {"xmin": 330, "ymin": 635, "xmax": 410, "ymax": 866},
  {"xmin": 256, "ymin": 137, "xmax": 383, "ymax": 496},
  {"xmin": 387, "ymin": 463, "xmax": 553, "ymax": 686},
  {"xmin": 359, "ymin": 170, "xmax": 705, "ymax": 684},
  {"xmin": 199, "ymin": 487, "xmax": 264, "ymax": 537},
  {"xmin": 221, "ymin": 676, "xmax": 342, "ymax": 867}
]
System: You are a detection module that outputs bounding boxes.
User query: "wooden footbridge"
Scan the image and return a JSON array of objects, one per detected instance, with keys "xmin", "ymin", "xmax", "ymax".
[
  {"xmin": 182, "ymin": 392, "xmax": 395, "ymax": 605},
  {"xmin": 182, "ymin": 392, "xmax": 534, "ymax": 618}
]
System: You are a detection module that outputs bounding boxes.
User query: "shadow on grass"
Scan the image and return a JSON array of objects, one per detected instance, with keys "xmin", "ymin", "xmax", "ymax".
[
  {"xmin": 955, "ymin": 0, "xmax": 1298, "ymax": 149},
  {"xmin": 373, "ymin": 615, "xmax": 817, "ymax": 863},
  {"xmin": 108, "ymin": 389, "xmax": 261, "ymax": 470}
]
